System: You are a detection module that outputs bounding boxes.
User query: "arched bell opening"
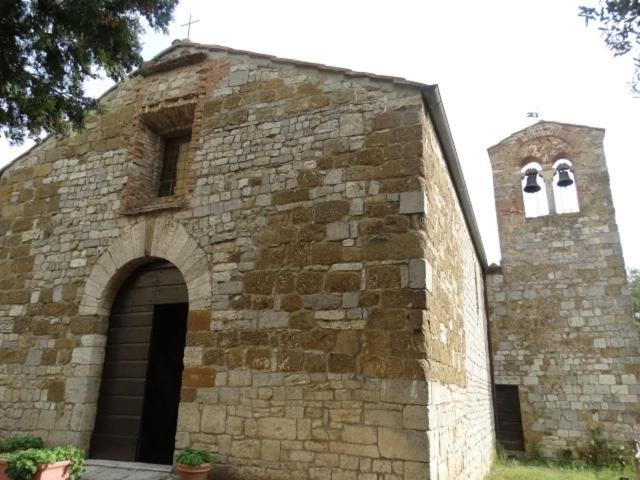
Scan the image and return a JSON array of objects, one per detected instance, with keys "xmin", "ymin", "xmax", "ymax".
[
  {"xmin": 89, "ymin": 258, "xmax": 188, "ymax": 465},
  {"xmin": 552, "ymin": 159, "xmax": 579, "ymax": 214},
  {"xmin": 520, "ymin": 161, "xmax": 550, "ymax": 218}
]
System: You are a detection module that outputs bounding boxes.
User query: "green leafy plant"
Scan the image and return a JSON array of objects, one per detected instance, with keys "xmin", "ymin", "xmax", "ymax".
[
  {"xmin": 0, "ymin": 0, "xmax": 179, "ymax": 143},
  {"xmin": 3, "ymin": 446, "xmax": 84, "ymax": 480},
  {"xmin": 528, "ymin": 442, "xmax": 545, "ymax": 463},
  {"xmin": 175, "ymin": 448, "xmax": 214, "ymax": 467},
  {"xmin": 577, "ymin": 427, "xmax": 633, "ymax": 470},
  {"xmin": 579, "ymin": 1, "xmax": 640, "ymax": 94},
  {"xmin": 488, "ymin": 456, "xmax": 636, "ymax": 479},
  {"xmin": 628, "ymin": 268, "xmax": 640, "ymax": 323},
  {"xmin": 0, "ymin": 436, "xmax": 44, "ymax": 453},
  {"xmin": 494, "ymin": 443, "xmax": 508, "ymax": 464},
  {"xmin": 490, "ymin": 432, "xmax": 636, "ymax": 479}
]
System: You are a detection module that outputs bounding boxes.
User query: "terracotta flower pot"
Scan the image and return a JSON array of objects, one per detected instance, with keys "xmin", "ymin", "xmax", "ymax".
[
  {"xmin": 0, "ymin": 459, "xmax": 8, "ymax": 480},
  {"xmin": 34, "ymin": 461, "xmax": 71, "ymax": 480},
  {"xmin": 176, "ymin": 463, "xmax": 212, "ymax": 480},
  {"xmin": 0, "ymin": 459, "xmax": 71, "ymax": 480}
]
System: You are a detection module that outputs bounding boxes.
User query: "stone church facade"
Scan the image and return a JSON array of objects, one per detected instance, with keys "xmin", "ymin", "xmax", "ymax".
[{"xmin": 0, "ymin": 42, "xmax": 495, "ymax": 480}]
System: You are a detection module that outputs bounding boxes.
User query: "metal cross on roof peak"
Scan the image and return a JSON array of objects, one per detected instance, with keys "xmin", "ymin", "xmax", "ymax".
[{"xmin": 180, "ymin": 13, "xmax": 200, "ymax": 40}]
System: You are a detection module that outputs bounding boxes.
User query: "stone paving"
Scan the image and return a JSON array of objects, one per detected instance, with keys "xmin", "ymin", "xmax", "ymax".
[{"xmin": 81, "ymin": 460, "xmax": 172, "ymax": 480}]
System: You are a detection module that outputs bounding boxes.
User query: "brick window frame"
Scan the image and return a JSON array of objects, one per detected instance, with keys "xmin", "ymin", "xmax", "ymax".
[{"xmin": 121, "ymin": 102, "xmax": 196, "ymax": 214}]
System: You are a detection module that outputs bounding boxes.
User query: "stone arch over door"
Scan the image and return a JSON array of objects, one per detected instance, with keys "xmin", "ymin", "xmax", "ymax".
[
  {"xmin": 68, "ymin": 217, "xmax": 212, "ymax": 451},
  {"xmin": 90, "ymin": 259, "xmax": 189, "ymax": 463},
  {"xmin": 80, "ymin": 216, "xmax": 212, "ymax": 316}
]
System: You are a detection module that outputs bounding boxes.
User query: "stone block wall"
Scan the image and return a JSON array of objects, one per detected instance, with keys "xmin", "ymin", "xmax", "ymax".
[
  {"xmin": 420, "ymin": 115, "xmax": 494, "ymax": 480},
  {"xmin": 487, "ymin": 121, "xmax": 640, "ymax": 457},
  {"xmin": 0, "ymin": 42, "xmax": 493, "ymax": 479}
]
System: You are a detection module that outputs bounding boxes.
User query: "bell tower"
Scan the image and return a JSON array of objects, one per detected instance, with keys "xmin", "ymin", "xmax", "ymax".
[{"xmin": 486, "ymin": 121, "xmax": 639, "ymax": 456}]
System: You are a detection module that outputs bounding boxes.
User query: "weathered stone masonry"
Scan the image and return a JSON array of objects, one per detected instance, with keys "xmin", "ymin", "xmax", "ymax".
[
  {"xmin": 0, "ymin": 42, "xmax": 494, "ymax": 480},
  {"xmin": 487, "ymin": 121, "xmax": 640, "ymax": 457}
]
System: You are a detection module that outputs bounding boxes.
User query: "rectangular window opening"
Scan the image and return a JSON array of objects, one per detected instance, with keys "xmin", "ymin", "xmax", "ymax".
[{"xmin": 158, "ymin": 131, "xmax": 191, "ymax": 197}]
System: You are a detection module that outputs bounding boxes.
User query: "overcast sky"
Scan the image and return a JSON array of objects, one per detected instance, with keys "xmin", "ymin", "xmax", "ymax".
[{"xmin": 1, "ymin": 0, "xmax": 638, "ymax": 268}]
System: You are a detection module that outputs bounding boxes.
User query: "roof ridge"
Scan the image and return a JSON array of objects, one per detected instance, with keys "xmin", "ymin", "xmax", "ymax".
[
  {"xmin": 488, "ymin": 120, "xmax": 605, "ymax": 150},
  {"xmin": 145, "ymin": 39, "xmax": 430, "ymax": 89},
  {"xmin": 1, "ymin": 40, "xmax": 432, "ymax": 177}
]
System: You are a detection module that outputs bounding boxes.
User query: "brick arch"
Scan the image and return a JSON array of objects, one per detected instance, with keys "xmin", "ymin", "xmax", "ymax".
[
  {"xmin": 517, "ymin": 135, "xmax": 573, "ymax": 166},
  {"xmin": 80, "ymin": 217, "xmax": 212, "ymax": 316}
]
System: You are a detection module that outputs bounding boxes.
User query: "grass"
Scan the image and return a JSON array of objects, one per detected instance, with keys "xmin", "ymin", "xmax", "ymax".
[{"xmin": 487, "ymin": 458, "xmax": 636, "ymax": 480}]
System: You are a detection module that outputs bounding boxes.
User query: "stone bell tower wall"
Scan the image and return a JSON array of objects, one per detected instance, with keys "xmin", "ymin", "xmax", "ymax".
[{"xmin": 487, "ymin": 121, "xmax": 640, "ymax": 456}]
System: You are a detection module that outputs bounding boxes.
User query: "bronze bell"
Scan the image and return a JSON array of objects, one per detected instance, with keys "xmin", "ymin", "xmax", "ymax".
[
  {"xmin": 523, "ymin": 170, "xmax": 541, "ymax": 193},
  {"xmin": 556, "ymin": 165, "xmax": 574, "ymax": 187}
]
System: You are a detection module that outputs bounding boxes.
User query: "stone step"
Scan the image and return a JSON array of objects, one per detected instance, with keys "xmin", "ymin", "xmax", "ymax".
[{"xmin": 81, "ymin": 460, "xmax": 175, "ymax": 480}]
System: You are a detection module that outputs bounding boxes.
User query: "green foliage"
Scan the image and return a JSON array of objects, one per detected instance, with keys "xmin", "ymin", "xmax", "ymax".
[
  {"xmin": 579, "ymin": 1, "xmax": 640, "ymax": 94},
  {"xmin": 492, "ymin": 430, "xmax": 635, "ymax": 479},
  {"xmin": 489, "ymin": 460, "xmax": 635, "ymax": 480},
  {"xmin": 494, "ymin": 443, "xmax": 508, "ymax": 464},
  {"xmin": 628, "ymin": 268, "xmax": 640, "ymax": 323},
  {"xmin": 528, "ymin": 442, "xmax": 546, "ymax": 463},
  {"xmin": 577, "ymin": 427, "xmax": 633, "ymax": 470},
  {"xmin": 3, "ymin": 446, "xmax": 84, "ymax": 480},
  {"xmin": 0, "ymin": 436, "xmax": 44, "ymax": 453},
  {"xmin": 175, "ymin": 448, "xmax": 214, "ymax": 467},
  {"xmin": 0, "ymin": 0, "xmax": 179, "ymax": 144},
  {"xmin": 560, "ymin": 448, "xmax": 573, "ymax": 463}
]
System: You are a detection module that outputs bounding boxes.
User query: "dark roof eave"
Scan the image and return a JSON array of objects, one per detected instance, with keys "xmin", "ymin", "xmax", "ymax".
[{"xmin": 421, "ymin": 85, "xmax": 488, "ymax": 269}]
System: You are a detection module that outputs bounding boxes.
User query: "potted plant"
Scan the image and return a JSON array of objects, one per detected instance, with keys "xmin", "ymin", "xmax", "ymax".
[
  {"xmin": 0, "ymin": 436, "xmax": 45, "ymax": 480},
  {"xmin": 175, "ymin": 448, "xmax": 214, "ymax": 480},
  {"xmin": 0, "ymin": 446, "xmax": 84, "ymax": 480},
  {"xmin": 0, "ymin": 437, "xmax": 44, "ymax": 454}
]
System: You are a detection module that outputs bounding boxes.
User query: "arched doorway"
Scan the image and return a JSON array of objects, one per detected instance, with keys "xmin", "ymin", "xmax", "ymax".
[{"xmin": 90, "ymin": 259, "xmax": 188, "ymax": 464}]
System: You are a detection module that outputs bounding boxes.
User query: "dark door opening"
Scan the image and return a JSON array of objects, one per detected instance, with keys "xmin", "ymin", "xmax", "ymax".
[
  {"xmin": 138, "ymin": 303, "xmax": 187, "ymax": 464},
  {"xmin": 90, "ymin": 260, "xmax": 189, "ymax": 464},
  {"xmin": 495, "ymin": 384, "xmax": 526, "ymax": 451}
]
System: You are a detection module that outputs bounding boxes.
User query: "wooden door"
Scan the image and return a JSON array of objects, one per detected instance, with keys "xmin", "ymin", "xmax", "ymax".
[
  {"xmin": 495, "ymin": 384, "xmax": 526, "ymax": 451},
  {"xmin": 90, "ymin": 260, "xmax": 188, "ymax": 463}
]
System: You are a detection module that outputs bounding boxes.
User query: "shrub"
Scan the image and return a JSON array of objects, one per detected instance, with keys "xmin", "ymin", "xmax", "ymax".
[
  {"xmin": 495, "ymin": 443, "xmax": 508, "ymax": 464},
  {"xmin": 577, "ymin": 427, "xmax": 633, "ymax": 470},
  {"xmin": 559, "ymin": 448, "xmax": 573, "ymax": 463},
  {"xmin": 3, "ymin": 446, "xmax": 84, "ymax": 480},
  {"xmin": 525, "ymin": 442, "xmax": 546, "ymax": 463},
  {"xmin": 175, "ymin": 448, "xmax": 214, "ymax": 467},
  {"xmin": 0, "ymin": 437, "xmax": 44, "ymax": 453}
]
